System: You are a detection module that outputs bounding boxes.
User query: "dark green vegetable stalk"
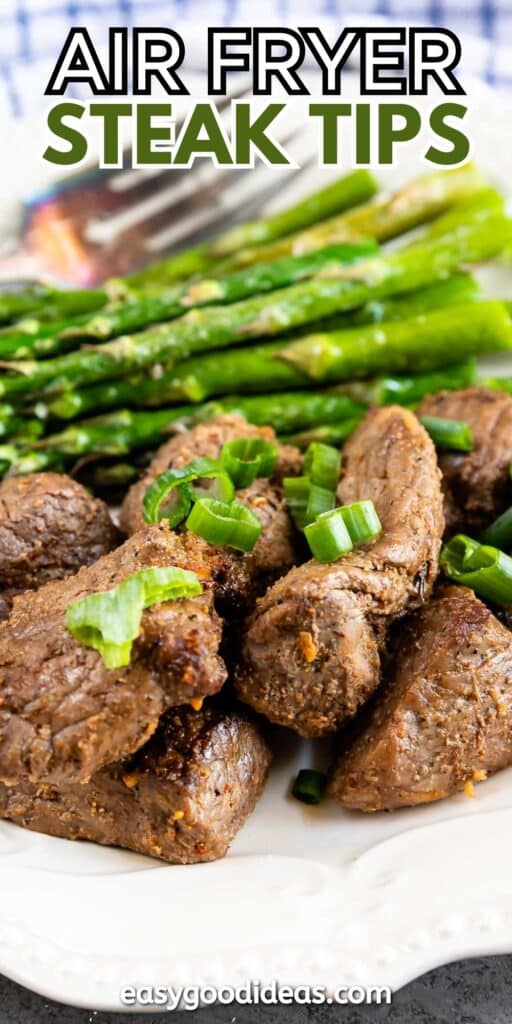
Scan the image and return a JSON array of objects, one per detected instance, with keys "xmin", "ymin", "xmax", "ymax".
[
  {"xmin": 124, "ymin": 170, "xmax": 378, "ymax": 288},
  {"xmin": 3, "ymin": 213, "xmax": 509, "ymax": 403},
  {"xmin": 221, "ymin": 164, "xmax": 486, "ymax": 271},
  {"xmin": 329, "ymin": 358, "xmax": 478, "ymax": 408},
  {"xmin": 45, "ymin": 341, "xmax": 309, "ymax": 419},
  {"xmin": 280, "ymin": 301, "xmax": 512, "ymax": 383},
  {"xmin": 347, "ymin": 272, "xmax": 479, "ymax": 327},
  {"xmin": 419, "ymin": 415, "xmax": 474, "ymax": 451},
  {"xmin": 279, "ymin": 419, "xmax": 362, "ymax": 449},
  {"xmin": 28, "ymin": 242, "xmax": 378, "ymax": 357},
  {"xmin": 5, "ymin": 391, "xmax": 366, "ymax": 476},
  {"xmin": 0, "ymin": 312, "xmax": 97, "ymax": 360},
  {"xmin": 43, "ymin": 274, "xmax": 477, "ymax": 422},
  {"xmin": 86, "ymin": 462, "xmax": 141, "ymax": 489},
  {"xmin": 0, "ymin": 285, "xmax": 109, "ymax": 327},
  {"xmin": 220, "ymin": 393, "xmax": 365, "ymax": 435}
]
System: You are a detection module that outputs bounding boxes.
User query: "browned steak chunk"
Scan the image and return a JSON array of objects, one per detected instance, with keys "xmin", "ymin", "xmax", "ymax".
[
  {"xmin": 0, "ymin": 525, "xmax": 226, "ymax": 787},
  {"xmin": 417, "ymin": 387, "xmax": 512, "ymax": 534},
  {"xmin": 236, "ymin": 407, "xmax": 444, "ymax": 737},
  {"xmin": 0, "ymin": 704, "xmax": 271, "ymax": 864},
  {"xmin": 0, "ymin": 472, "xmax": 119, "ymax": 613},
  {"xmin": 329, "ymin": 585, "xmax": 512, "ymax": 811},
  {"xmin": 120, "ymin": 414, "xmax": 302, "ymax": 614}
]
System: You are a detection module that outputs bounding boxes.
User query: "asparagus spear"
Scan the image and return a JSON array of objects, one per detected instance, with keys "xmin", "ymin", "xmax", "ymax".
[
  {"xmin": 8, "ymin": 391, "xmax": 364, "ymax": 472},
  {"xmin": 329, "ymin": 359, "xmax": 478, "ymax": 406},
  {"xmin": 0, "ymin": 285, "xmax": 109, "ymax": 326},
  {"xmin": 42, "ymin": 273, "xmax": 479, "ymax": 421},
  {"xmin": 124, "ymin": 170, "xmax": 378, "ymax": 288},
  {"xmin": 35, "ymin": 241, "xmax": 380, "ymax": 357},
  {"xmin": 3, "ymin": 213, "xmax": 510, "ymax": 403},
  {"xmin": 85, "ymin": 462, "xmax": 141, "ymax": 488},
  {"xmin": 422, "ymin": 187, "xmax": 504, "ymax": 239},
  {"xmin": 45, "ymin": 341, "xmax": 311, "ymax": 419},
  {"xmin": 220, "ymin": 392, "xmax": 366, "ymax": 434},
  {"xmin": 279, "ymin": 420, "xmax": 362, "ymax": 448},
  {"xmin": 219, "ymin": 164, "xmax": 487, "ymax": 271},
  {"xmin": 0, "ymin": 447, "xmax": 64, "ymax": 476},
  {"xmin": 309, "ymin": 272, "xmax": 479, "ymax": 332},
  {"xmin": 281, "ymin": 301, "xmax": 512, "ymax": 383}
]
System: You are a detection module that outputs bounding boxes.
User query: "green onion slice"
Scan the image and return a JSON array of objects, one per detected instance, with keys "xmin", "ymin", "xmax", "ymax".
[
  {"xmin": 283, "ymin": 477, "xmax": 335, "ymax": 530},
  {"xmin": 420, "ymin": 415, "xmax": 474, "ymax": 452},
  {"xmin": 440, "ymin": 534, "xmax": 512, "ymax": 604},
  {"xmin": 481, "ymin": 507, "xmax": 512, "ymax": 551},
  {"xmin": 186, "ymin": 497, "xmax": 262, "ymax": 552},
  {"xmin": 66, "ymin": 566, "xmax": 203, "ymax": 669},
  {"xmin": 143, "ymin": 457, "xmax": 234, "ymax": 526},
  {"xmin": 303, "ymin": 442, "xmax": 341, "ymax": 491},
  {"xmin": 304, "ymin": 508, "xmax": 354, "ymax": 563},
  {"xmin": 220, "ymin": 437, "xmax": 278, "ymax": 489},
  {"xmin": 305, "ymin": 483, "xmax": 336, "ymax": 525},
  {"xmin": 340, "ymin": 500, "xmax": 382, "ymax": 545},
  {"xmin": 283, "ymin": 476, "xmax": 311, "ymax": 530},
  {"xmin": 292, "ymin": 769, "xmax": 327, "ymax": 805}
]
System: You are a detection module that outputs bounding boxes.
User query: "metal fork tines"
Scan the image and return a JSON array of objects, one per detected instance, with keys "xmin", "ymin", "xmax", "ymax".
[{"xmin": 0, "ymin": 92, "xmax": 316, "ymax": 286}]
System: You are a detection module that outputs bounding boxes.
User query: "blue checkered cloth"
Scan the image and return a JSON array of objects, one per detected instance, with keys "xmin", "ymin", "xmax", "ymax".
[{"xmin": 1, "ymin": 0, "xmax": 511, "ymax": 118}]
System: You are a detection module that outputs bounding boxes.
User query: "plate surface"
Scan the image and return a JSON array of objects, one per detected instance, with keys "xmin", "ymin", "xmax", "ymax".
[{"xmin": 1, "ymin": 83, "xmax": 512, "ymax": 1011}]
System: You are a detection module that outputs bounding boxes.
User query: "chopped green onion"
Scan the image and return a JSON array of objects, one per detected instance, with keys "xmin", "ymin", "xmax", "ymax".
[
  {"xmin": 481, "ymin": 507, "xmax": 512, "ymax": 550},
  {"xmin": 66, "ymin": 566, "xmax": 203, "ymax": 669},
  {"xmin": 143, "ymin": 457, "xmax": 234, "ymax": 526},
  {"xmin": 283, "ymin": 476, "xmax": 311, "ymax": 530},
  {"xmin": 283, "ymin": 476, "xmax": 334, "ymax": 530},
  {"xmin": 292, "ymin": 769, "xmax": 327, "ymax": 805},
  {"xmin": 440, "ymin": 534, "xmax": 512, "ymax": 604},
  {"xmin": 304, "ymin": 508, "xmax": 353, "ymax": 563},
  {"xmin": 340, "ymin": 500, "xmax": 382, "ymax": 545},
  {"xmin": 420, "ymin": 415, "xmax": 474, "ymax": 452},
  {"xmin": 306, "ymin": 484, "xmax": 336, "ymax": 524},
  {"xmin": 220, "ymin": 437, "xmax": 278, "ymax": 488},
  {"xmin": 303, "ymin": 442, "xmax": 341, "ymax": 491},
  {"xmin": 186, "ymin": 497, "xmax": 262, "ymax": 552}
]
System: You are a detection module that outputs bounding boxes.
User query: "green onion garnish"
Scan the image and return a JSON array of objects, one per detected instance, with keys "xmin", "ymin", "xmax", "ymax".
[
  {"xmin": 420, "ymin": 415, "xmax": 474, "ymax": 452},
  {"xmin": 292, "ymin": 769, "xmax": 327, "ymax": 805},
  {"xmin": 440, "ymin": 534, "xmax": 512, "ymax": 604},
  {"xmin": 186, "ymin": 497, "xmax": 262, "ymax": 552},
  {"xmin": 143, "ymin": 457, "xmax": 234, "ymax": 526},
  {"xmin": 304, "ymin": 508, "xmax": 353, "ymax": 563},
  {"xmin": 283, "ymin": 476, "xmax": 335, "ymax": 530},
  {"xmin": 306, "ymin": 483, "xmax": 336, "ymax": 524},
  {"xmin": 220, "ymin": 437, "xmax": 278, "ymax": 489},
  {"xmin": 481, "ymin": 507, "xmax": 512, "ymax": 551},
  {"xmin": 66, "ymin": 566, "xmax": 202, "ymax": 669},
  {"xmin": 303, "ymin": 442, "xmax": 341, "ymax": 492},
  {"xmin": 283, "ymin": 476, "xmax": 311, "ymax": 530},
  {"xmin": 340, "ymin": 500, "xmax": 382, "ymax": 546}
]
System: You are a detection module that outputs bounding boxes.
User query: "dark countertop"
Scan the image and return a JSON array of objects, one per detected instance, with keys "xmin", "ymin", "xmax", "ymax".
[{"xmin": 1, "ymin": 956, "xmax": 511, "ymax": 1023}]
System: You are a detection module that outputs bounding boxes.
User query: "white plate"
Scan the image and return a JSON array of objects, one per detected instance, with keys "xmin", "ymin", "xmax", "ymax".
[{"xmin": 1, "ymin": 83, "xmax": 512, "ymax": 1011}]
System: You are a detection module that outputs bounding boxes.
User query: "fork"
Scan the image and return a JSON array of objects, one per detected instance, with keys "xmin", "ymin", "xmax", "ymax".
[{"xmin": 0, "ymin": 94, "xmax": 316, "ymax": 288}]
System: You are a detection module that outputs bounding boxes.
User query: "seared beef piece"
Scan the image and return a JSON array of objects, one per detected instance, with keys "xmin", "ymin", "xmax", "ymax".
[
  {"xmin": 0, "ymin": 704, "xmax": 271, "ymax": 864},
  {"xmin": 0, "ymin": 525, "xmax": 226, "ymax": 787},
  {"xmin": 330, "ymin": 585, "xmax": 512, "ymax": 811},
  {"xmin": 417, "ymin": 387, "xmax": 512, "ymax": 534},
  {"xmin": 0, "ymin": 472, "xmax": 119, "ymax": 613},
  {"xmin": 236, "ymin": 407, "xmax": 444, "ymax": 737},
  {"xmin": 120, "ymin": 415, "xmax": 302, "ymax": 615}
]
